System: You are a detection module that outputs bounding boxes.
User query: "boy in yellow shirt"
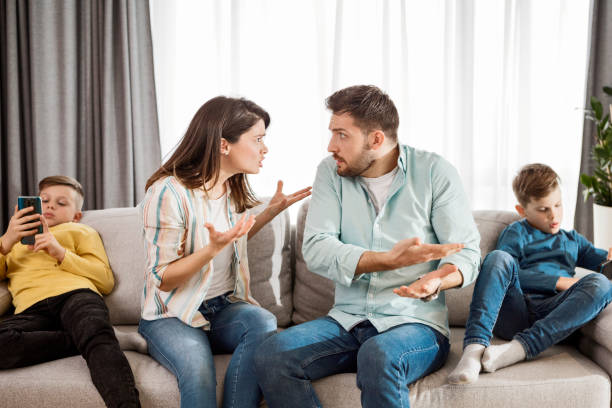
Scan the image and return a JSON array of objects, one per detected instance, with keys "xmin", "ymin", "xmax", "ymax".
[{"xmin": 0, "ymin": 176, "xmax": 140, "ymax": 408}]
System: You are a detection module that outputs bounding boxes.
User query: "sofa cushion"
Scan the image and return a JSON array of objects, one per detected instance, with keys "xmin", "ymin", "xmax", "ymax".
[
  {"xmin": 581, "ymin": 300, "xmax": 612, "ymax": 357},
  {"xmin": 446, "ymin": 210, "xmax": 521, "ymax": 327},
  {"xmin": 292, "ymin": 200, "xmax": 334, "ymax": 324},
  {"xmin": 81, "ymin": 207, "xmax": 145, "ymax": 325},
  {"xmin": 248, "ymin": 200, "xmax": 294, "ymax": 327},
  {"xmin": 1, "ymin": 327, "xmax": 607, "ymax": 408}
]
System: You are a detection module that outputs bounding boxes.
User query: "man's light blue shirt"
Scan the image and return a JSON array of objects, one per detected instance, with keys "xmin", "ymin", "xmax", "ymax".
[{"xmin": 302, "ymin": 145, "xmax": 481, "ymax": 338}]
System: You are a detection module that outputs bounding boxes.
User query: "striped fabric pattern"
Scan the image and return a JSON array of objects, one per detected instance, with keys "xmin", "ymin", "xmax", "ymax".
[{"xmin": 139, "ymin": 176, "xmax": 257, "ymax": 328}]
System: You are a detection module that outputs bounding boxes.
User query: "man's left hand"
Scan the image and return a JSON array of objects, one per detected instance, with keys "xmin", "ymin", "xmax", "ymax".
[
  {"xmin": 393, "ymin": 264, "xmax": 458, "ymax": 299},
  {"xmin": 28, "ymin": 216, "xmax": 66, "ymax": 263}
]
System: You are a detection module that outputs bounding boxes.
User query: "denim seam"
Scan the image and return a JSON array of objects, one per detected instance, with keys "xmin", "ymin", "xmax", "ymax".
[
  {"xmin": 300, "ymin": 345, "xmax": 359, "ymax": 369},
  {"xmin": 463, "ymin": 338, "xmax": 489, "ymax": 348},
  {"xmin": 472, "ymin": 267, "xmax": 517, "ymax": 345},
  {"xmin": 228, "ymin": 320, "xmax": 247, "ymax": 408},
  {"xmin": 395, "ymin": 342, "xmax": 439, "ymax": 408},
  {"xmin": 138, "ymin": 328, "xmax": 183, "ymax": 383}
]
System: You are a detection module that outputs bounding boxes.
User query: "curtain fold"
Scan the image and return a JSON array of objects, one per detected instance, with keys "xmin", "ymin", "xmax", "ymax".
[
  {"xmin": 574, "ymin": 0, "xmax": 612, "ymax": 239},
  {"xmin": 0, "ymin": 0, "xmax": 161, "ymax": 231}
]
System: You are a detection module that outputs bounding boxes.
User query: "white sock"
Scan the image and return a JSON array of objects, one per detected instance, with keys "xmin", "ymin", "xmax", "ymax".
[
  {"xmin": 448, "ymin": 344, "xmax": 485, "ymax": 384},
  {"xmin": 481, "ymin": 340, "xmax": 526, "ymax": 373},
  {"xmin": 113, "ymin": 327, "xmax": 148, "ymax": 354}
]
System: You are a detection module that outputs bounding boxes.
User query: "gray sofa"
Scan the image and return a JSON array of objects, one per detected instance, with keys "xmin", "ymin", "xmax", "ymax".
[{"xmin": 0, "ymin": 200, "xmax": 611, "ymax": 407}]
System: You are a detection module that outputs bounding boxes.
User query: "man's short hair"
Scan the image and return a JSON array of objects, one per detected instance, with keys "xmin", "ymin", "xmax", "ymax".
[
  {"xmin": 38, "ymin": 175, "xmax": 85, "ymax": 210},
  {"xmin": 326, "ymin": 85, "xmax": 399, "ymax": 141},
  {"xmin": 512, "ymin": 164, "xmax": 560, "ymax": 207}
]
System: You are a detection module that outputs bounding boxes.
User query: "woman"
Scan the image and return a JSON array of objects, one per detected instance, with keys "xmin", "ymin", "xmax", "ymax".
[{"xmin": 138, "ymin": 96, "xmax": 311, "ymax": 408}]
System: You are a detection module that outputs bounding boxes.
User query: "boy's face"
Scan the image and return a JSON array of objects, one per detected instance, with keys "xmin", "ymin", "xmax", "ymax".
[
  {"xmin": 39, "ymin": 185, "xmax": 82, "ymax": 228},
  {"xmin": 516, "ymin": 186, "xmax": 563, "ymax": 234}
]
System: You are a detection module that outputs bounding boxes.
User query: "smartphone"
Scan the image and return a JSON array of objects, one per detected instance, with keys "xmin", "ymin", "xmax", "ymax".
[
  {"xmin": 601, "ymin": 259, "xmax": 612, "ymax": 279},
  {"xmin": 17, "ymin": 196, "xmax": 43, "ymax": 245}
]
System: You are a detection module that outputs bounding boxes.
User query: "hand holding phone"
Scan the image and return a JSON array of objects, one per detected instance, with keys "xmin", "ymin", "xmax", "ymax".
[
  {"xmin": 601, "ymin": 259, "xmax": 612, "ymax": 279},
  {"xmin": 17, "ymin": 196, "xmax": 43, "ymax": 246}
]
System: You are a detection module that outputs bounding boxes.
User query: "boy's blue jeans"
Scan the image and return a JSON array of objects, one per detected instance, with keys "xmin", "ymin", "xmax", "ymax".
[
  {"xmin": 254, "ymin": 316, "xmax": 449, "ymax": 408},
  {"xmin": 464, "ymin": 250, "xmax": 612, "ymax": 358},
  {"xmin": 138, "ymin": 293, "xmax": 277, "ymax": 408}
]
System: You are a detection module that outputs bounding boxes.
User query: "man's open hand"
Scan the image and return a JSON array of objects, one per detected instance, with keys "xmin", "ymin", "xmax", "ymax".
[
  {"xmin": 386, "ymin": 238, "xmax": 463, "ymax": 269},
  {"xmin": 393, "ymin": 264, "xmax": 459, "ymax": 299}
]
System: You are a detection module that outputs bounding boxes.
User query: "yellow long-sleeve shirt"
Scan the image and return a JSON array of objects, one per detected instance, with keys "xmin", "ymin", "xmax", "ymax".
[{"xmin": 0, "ymin": 222, "xmax": 114, "ymax": 314}]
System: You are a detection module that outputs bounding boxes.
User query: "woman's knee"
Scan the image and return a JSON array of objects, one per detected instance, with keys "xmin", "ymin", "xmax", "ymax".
[{"xmin": 239, "ymin": 305, "xmax": 277, "ymax": 334}]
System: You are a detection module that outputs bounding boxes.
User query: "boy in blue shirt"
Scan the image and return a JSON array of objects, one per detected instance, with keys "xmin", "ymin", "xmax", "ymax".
[{"xmin": 449, "ymin": 163, "xmax": 612, "ymax": 384}]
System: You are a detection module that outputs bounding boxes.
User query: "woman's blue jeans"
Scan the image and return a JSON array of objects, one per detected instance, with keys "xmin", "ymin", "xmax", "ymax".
[
  {"xmin": 254, "ymin": 316, "xmax": 449, "ymax": 408},
  {"xmin": 464, "ymin": 250, "xmax": 612, "ymax": 359},
  {"xmin": 138, "ymin": 294, "xmax": 277, "ymax": 408}
]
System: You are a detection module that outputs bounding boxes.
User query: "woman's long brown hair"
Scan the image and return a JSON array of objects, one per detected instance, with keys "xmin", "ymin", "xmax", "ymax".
[{"xmin": 146, "ymin": 96, "xmax": 270, "ymax": 213}]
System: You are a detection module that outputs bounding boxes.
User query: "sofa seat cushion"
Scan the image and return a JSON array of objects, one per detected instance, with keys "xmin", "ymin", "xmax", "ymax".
[{"xmin": 0, "ymin": 327, "xmax": 608, "ymax": 407}]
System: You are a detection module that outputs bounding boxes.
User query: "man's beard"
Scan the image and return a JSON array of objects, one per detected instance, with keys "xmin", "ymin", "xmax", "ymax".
[{"xmin": 335, "ymin": 146, "xmax": 376, "ymax": 177}]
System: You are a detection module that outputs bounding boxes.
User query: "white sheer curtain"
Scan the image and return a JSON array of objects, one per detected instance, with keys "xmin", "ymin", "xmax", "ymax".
[{"xmin": 150, "ymin": 0, "xmax": 590, "ymax": 227}]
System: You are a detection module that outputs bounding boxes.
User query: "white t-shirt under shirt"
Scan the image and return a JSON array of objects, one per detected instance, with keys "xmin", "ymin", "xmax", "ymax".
[
  {"xmin": 204, "ymin": 193, "xmax": 236, "ymax": 300},
  {"xmin": 360, "ymin": 166, "xmax": 399, "ymax": 214}
]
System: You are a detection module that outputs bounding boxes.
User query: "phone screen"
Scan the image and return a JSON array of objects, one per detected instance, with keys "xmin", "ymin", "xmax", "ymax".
[{"xmin": 17, "ymin": 196, "xmax": 43, "ymax": 245}]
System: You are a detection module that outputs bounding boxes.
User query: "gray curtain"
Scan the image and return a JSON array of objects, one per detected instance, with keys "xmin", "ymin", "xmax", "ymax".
[
  {"xmin": 0, "ymin": 0, "xmax": 161, "ymax": 231},
  {"xmin": 575, "ymin": 0, "xmax": 612, "ymax": 239}
]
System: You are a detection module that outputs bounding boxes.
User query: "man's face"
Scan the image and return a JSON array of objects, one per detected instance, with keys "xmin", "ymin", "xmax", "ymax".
[
  {"xmin": 39, "ymin": 185, "xmax": 82, "ymax": 227},
  {"xmin": 327, "ymin": 113, "xmax": 375, "ymax": 177},
  {"xmin": 517, "ymin": 186, "xmax": 564, "ymax": 234}
]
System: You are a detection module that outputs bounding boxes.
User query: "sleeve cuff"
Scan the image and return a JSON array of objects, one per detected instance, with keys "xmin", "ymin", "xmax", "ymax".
[
  {"xmin": 59, "ymin": 249, "xmax": 77, "ymax": 272},
  {"xmin": 441, "ymin": 256, "xmax": 478, "ymax": 288},
  {"xmin": 337, "ymin": 246, "xmax": 366, "ymax": 287}
]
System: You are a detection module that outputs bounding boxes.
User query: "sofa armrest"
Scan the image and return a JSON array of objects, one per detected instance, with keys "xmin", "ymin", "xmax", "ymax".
[
  {"xmin": 0, "ymin": 281, "xmax": 12, "ymax": 316},
  {"xmin": 581, "ymin": 300, "xmax": 612, "ymax": 354}
]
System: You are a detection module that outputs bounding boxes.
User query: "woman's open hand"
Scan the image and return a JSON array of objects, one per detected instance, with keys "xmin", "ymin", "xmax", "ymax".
[
  {"xmin": 205, "ymin": 213, "xmax": 256, "ymax": 253},
  {"xmin": 266, "ymin": 181, "xmax": 312, "ymax": 217}
]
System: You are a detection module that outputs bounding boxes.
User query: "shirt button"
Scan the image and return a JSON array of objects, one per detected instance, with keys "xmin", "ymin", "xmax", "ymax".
[{"xmin": 367, "ymin": 312, "xmax": 373, "ymax": 317}]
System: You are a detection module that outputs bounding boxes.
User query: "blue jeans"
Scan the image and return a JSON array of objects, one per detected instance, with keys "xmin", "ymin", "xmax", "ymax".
[
  {"xmin": 138, "ymin": 294, "xmax": 277, "ymax": 408},
  {"xmin": 464, "ymin": 250, "xmax": 612, "ymax": 358},
  {"xmin": 254, "ymin": 316, "xmax": 449, "ymax": 408}
]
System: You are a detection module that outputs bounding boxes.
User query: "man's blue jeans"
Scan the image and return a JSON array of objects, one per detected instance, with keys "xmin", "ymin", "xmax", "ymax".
[
  {"xmin": 138, "ymin": 294, "xmax": 277, "ymax": 408},
  {"xmin": 464, "ymin": 250, "xmax": 612, "ymax": 358},
  {"xmin": 254, "ymin": 316, "xmax": 449, "ymax": 408}
]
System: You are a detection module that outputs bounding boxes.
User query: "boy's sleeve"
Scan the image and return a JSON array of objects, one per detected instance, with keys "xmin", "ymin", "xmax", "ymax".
[
  {"xmin": 498, "ymin": 223, "xmax": 558, "ymax": 294},
  {"xmin": 141, "ymin": 182, "xmax": 188, "ymax": 288},
  {"xmin": 430, "ymin": 157, "xmax": 481, "ymax": 288},
  {"xmin": 59, "ymin": 229, "xmax": 114, "ymax": 295},
  {"xmin": 574, "ymin": 231, "xmax": 608, "ymax": 271}
]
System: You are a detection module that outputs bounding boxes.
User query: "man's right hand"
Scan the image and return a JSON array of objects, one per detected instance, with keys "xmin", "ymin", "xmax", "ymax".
[
  {"xmin": 0, "ymin": 205, "xmax": 42, "ymax": 255},
  {"xmin": 385, "ymin": 237, "xmax": 464, "ymax": 269}
]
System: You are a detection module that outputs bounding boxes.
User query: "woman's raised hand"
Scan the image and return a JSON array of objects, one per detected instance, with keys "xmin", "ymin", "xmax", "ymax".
[
  {"xmin": 267, "ymin": 180, "xmax": 312, "ymax": 216},
  {"xmin": 205, "ymin": 214, "xmax": 256, "ymax": 253}
]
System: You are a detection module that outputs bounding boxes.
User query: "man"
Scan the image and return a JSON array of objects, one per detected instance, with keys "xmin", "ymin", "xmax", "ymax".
[{"xmin": 255, "ymin": 85, "xmax": 480, "ymax": 407}]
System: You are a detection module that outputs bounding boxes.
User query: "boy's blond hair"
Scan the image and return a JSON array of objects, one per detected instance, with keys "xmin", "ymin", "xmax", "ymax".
[
  {"xmin": 512, "ymin": 164, "xmax": 560, "ymax": 207},
  {"xmin": 38, "ymin": 175, "xmax": 84, "ymax": 210}
]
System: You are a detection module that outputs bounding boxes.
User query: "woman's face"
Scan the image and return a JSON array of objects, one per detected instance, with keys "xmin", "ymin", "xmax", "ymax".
[{"xmin": 223, "ymin": 119, "xmax": 268, "ymax": 175}]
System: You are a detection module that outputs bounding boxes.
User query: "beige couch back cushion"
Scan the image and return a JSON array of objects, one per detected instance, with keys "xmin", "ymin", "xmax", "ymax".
[{"xmin": 292, "ymin": 200, "xmax": 521, "ymax": 327}]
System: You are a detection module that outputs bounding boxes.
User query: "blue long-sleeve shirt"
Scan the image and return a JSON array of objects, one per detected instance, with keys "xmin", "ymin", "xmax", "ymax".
[
  {"xmin": 303, "ymin": 145, "xmax": 481, "ymax": 338},
  {"xmin": 497, "ymin": 219, "xmax": 607, "ymax": 297}
]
